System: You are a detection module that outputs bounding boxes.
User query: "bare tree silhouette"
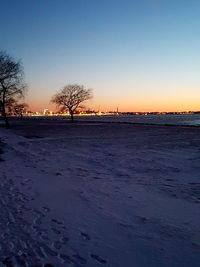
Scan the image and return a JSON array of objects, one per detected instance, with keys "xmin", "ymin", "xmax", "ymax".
[
  {"xmin": 9, "ymin": 102, "xmax": 29, "ymax": 118},
  {"xmin": 52, "ymin": 84, "xmax": 92, "ymax": 122},
  {"xmin": 0, "ymin": 51, "xmax": 27, "ymax": 128}
]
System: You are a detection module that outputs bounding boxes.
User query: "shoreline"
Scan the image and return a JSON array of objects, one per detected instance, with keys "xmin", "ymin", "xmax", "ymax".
[{"xmin": 1, "ymin": 117, "xmax": 200, "ymax": 128}]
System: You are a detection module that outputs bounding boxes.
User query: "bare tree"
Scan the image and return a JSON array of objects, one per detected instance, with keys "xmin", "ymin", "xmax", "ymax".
[
  {"xmin": 51, "ymin": 84, "xmax": 92, "ymax": 122},
  {"xmin": 9, "ymin": 101, "xmax": 29, "ymax": 118},
  {"xmin": 5, "ymin": 97, "xmax": 16, "ymax": 115},
  {"xmin": 0, "ymin": 51, "xmax": 27, "ymax": 128}
]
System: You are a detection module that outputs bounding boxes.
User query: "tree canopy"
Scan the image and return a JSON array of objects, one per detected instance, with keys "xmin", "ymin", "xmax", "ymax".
[
  {"xmin": 52, "ymin": 84, "xmax": 92, "ymax": 122},
  {"xmin": 0, "ymin": 51, "xmax": 27, "ymax": 127}
]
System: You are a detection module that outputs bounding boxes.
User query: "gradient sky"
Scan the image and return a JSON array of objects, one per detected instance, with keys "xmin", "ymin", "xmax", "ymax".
[{"xmin": 1, "ymin": 0, "xmax": 200, "ymax": 112}]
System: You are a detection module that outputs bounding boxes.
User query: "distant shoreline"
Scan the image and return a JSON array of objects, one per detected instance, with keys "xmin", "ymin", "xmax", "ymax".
[{"xmin": 1, "ymin": 114, "xmax": 200, "ymax": 128}]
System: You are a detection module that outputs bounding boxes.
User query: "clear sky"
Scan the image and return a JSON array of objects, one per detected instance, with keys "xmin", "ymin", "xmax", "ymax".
[{"xmin": 1, "ymin": 0, "xmax": 200, "ymax": 112}]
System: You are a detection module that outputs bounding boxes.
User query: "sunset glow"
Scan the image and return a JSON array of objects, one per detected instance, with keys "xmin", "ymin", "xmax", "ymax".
[{"xmin": 1, "ymin": 0, "xmax": 200, "ymax": 112}]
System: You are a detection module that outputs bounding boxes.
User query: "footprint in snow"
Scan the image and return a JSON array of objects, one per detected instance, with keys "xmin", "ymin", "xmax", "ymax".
[
  {"xmin": 51, "ymin": 218, "xmax": 66, "ymax": 230},
  {"xmin": 59, "ymin": 253, "xmax": 73, "ymax": 263},
  {"xmin": 80, "ymin": 232, "xmax": 91, "ymax": 241},
  {"xmin": 52, "ymin": 240, "xmax": 62, "ymax": 250},
  {"xmin": 55, "ymin": 172, "xmax": 62, "ymax": 176},
  {"xmin": 72, "ymin": 254, "xmax": 87, "ymax": 265},
  {"xmin": 91, "ymin": 254, "xmax": 107, "ymax": 264},
  {"xmin": 60, "ymin": 236, "xmax": 69, "ymax": 243},
  {"xmin": 42, "ymin": 206, "xmax": 50, "ymax": 212},
  {"xmin": 51, "ymin": 219, "xmax": 63, "ymax": 225},
  {"xmin": 51, "ymin": 227, "xmax": 61, "ymax": 235}
]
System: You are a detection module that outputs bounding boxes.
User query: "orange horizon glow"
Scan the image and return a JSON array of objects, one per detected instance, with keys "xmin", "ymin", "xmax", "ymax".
[
  {"xmin": 27, "ymin": 100, "xmax": 200, "ymax": 113},
  {"xmin": 25, "ymin": 82, "xmax": 200, "ymax": 114}
]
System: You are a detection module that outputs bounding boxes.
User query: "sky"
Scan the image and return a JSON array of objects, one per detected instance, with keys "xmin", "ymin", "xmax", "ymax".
[{"xmin": 0, "ymin": 0, "xmax": 200, "ymax": 112}]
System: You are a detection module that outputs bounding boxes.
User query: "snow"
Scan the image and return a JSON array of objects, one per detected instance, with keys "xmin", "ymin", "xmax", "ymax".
[{"xmin": 0, "ymin": 121, "xmax": 200, "ymax": 266}]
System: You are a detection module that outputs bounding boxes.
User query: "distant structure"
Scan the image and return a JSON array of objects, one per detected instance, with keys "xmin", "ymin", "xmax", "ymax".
[
  {"xmin": 43, "ymin": 109, "xmax": 49, "ymax": 115},
  {"xmin": 97, "ymin": 106, "xmax": 102, "ymax": 115},
  {"xmin": 116, "ymin": 107, "xmax": 119, "ymax": 115}
]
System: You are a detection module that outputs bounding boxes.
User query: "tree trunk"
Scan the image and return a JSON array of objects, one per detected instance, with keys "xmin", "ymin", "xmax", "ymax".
[
  {"xmin": 2, "ymin": 103, "xmax": 9, "ymax": 128},
  {"xmin": 1, "ymin": 90, "xmax": 9, "ymax": 128},
  {"xmin": 70, "ymin": 111, "xmax": 74, "ymax": 123}
]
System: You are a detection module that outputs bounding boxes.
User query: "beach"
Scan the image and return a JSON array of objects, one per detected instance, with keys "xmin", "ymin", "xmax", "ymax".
[{"xmin": 0, "ymin": 121, "xmax": 200, "ymax": 266}]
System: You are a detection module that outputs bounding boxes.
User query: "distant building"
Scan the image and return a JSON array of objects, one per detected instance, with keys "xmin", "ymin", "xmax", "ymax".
[{"xmin": 43, "ymin": 109, "xmax": 49, "ymax": 115}]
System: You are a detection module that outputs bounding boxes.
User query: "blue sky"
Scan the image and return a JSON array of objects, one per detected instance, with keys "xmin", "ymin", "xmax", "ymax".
[{"xmin": 1, "ymin": 0, "xmax": 200, "ymax": 111}]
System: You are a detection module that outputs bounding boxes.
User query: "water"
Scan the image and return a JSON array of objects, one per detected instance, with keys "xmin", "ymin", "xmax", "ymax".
[
  {"xmin": 1, "ymin": 114, "xmax": 200, "ymax": 126},
  {"xmin": 75, "ymin": 114, "xmax": 200, "ymax": 126}
]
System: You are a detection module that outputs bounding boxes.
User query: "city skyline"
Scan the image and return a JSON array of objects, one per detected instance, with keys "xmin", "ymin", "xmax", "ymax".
[{"xmin": 1, "ymin": 0, "xmax": 200, "ymax": 112}]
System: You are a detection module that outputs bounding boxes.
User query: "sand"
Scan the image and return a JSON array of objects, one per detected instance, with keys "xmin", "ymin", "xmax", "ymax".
[{"xmin": 0, "ymin": 121, "xmax": 200, "ymax": 266}]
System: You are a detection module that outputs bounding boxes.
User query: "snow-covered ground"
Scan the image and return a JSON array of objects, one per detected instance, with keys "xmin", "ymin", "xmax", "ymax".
[{"xmin": 0, "ymin": 121, "xmax": 200, "ymax": 267}]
